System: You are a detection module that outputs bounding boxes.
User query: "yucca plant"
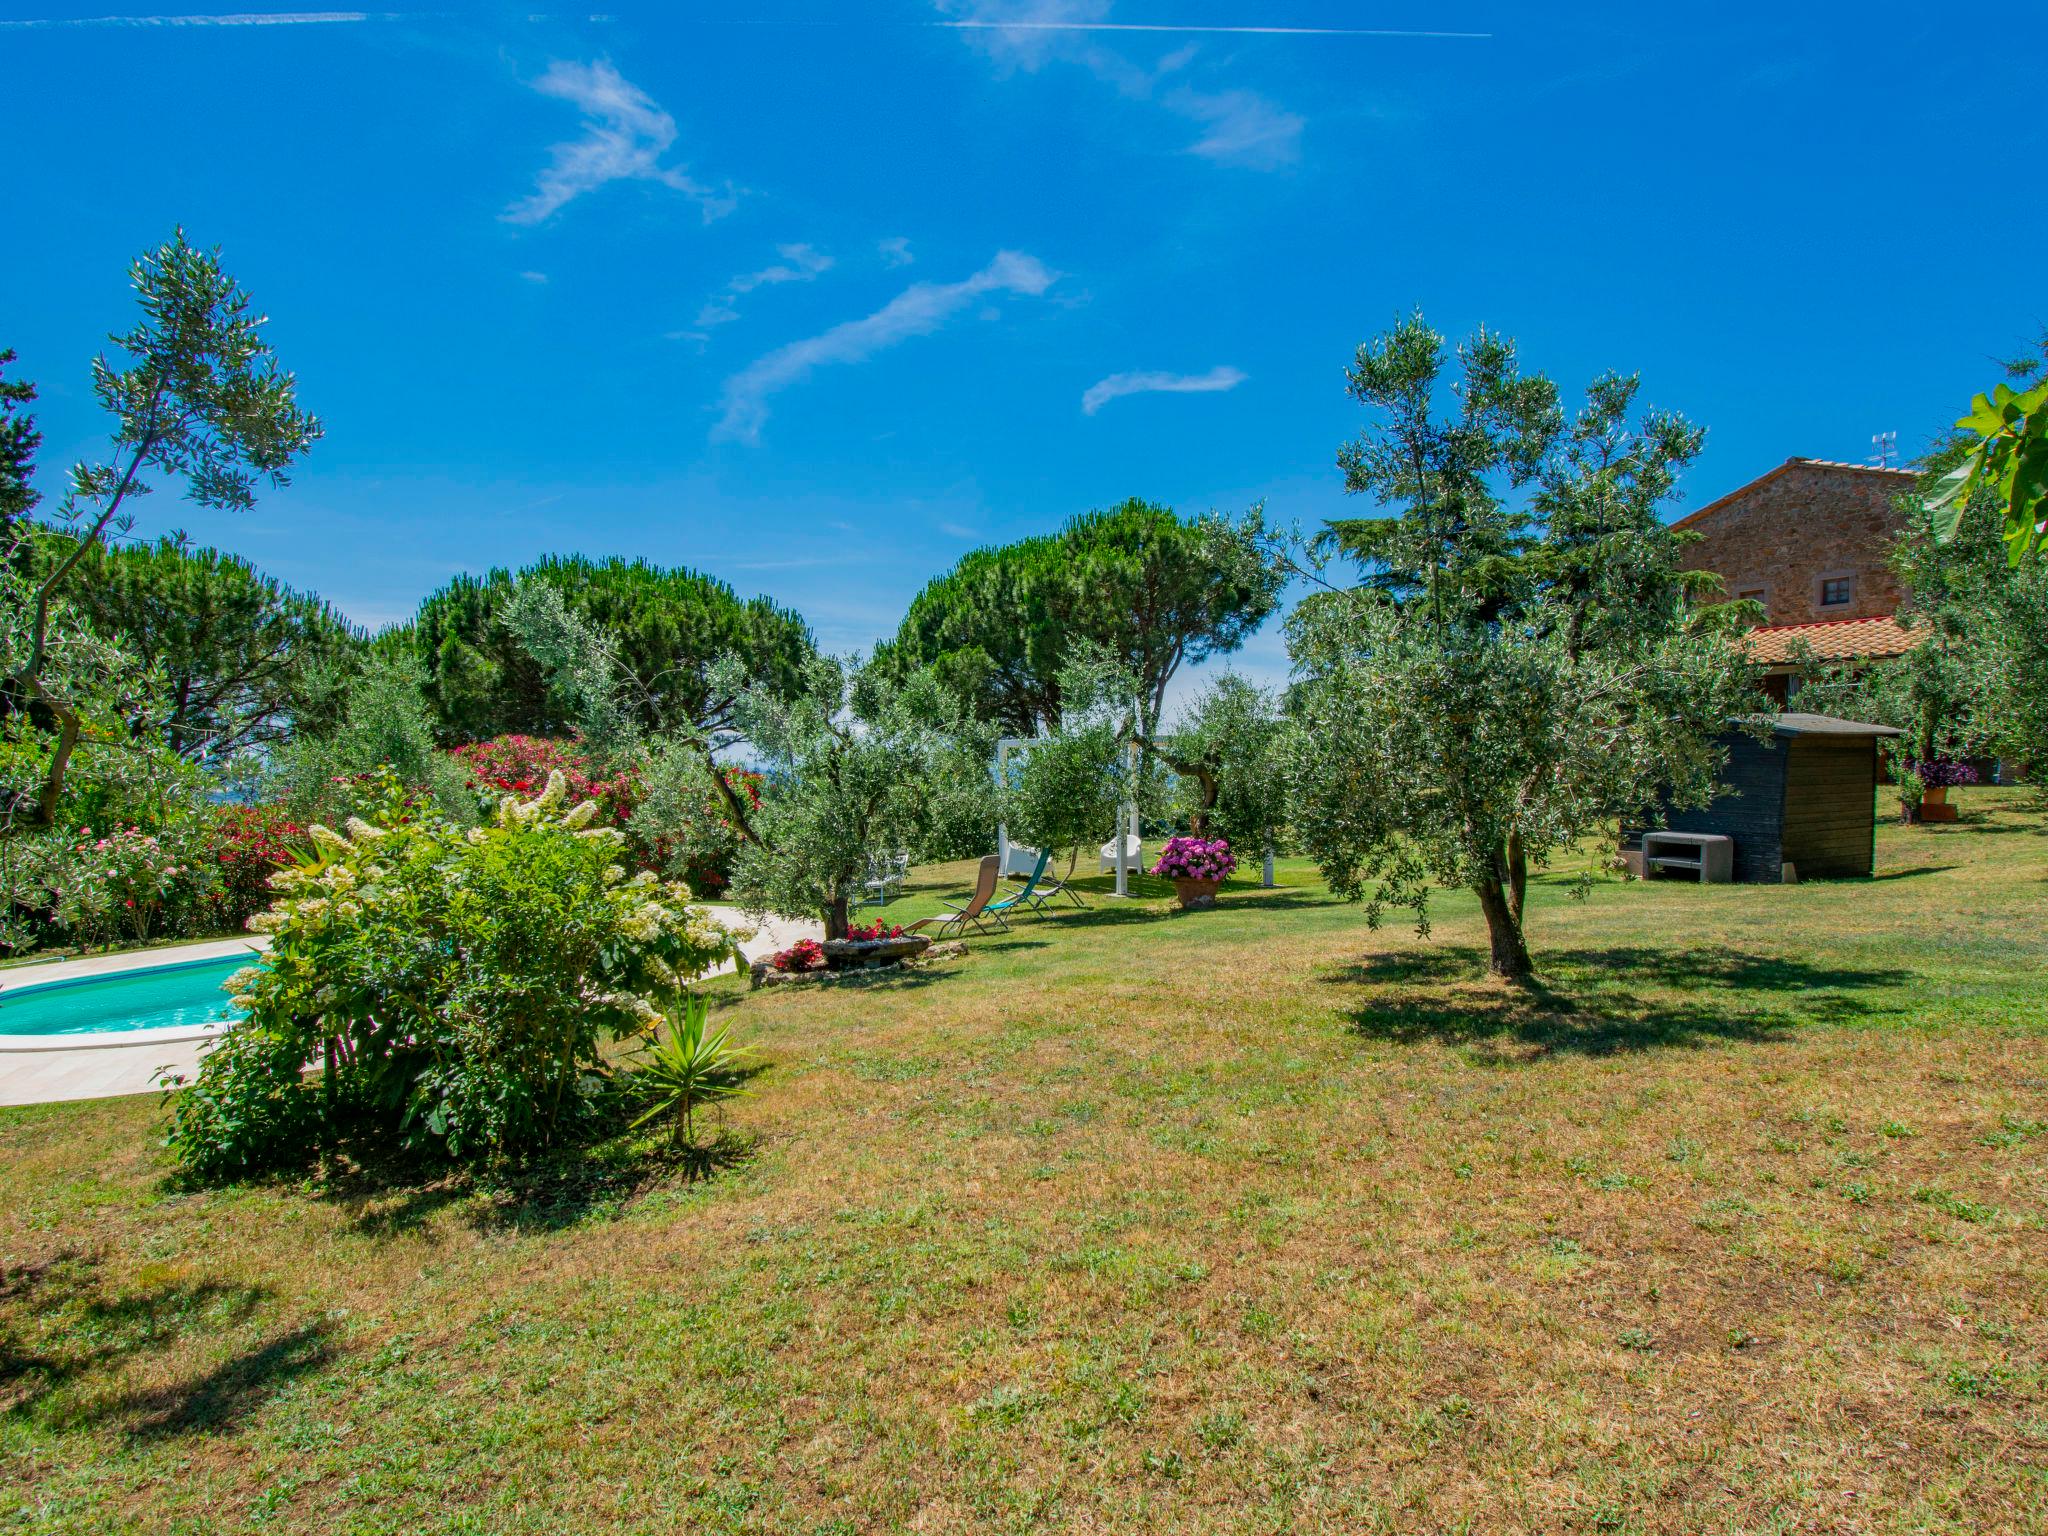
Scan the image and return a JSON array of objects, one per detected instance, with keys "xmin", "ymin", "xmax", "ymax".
[{"xmin": 629, "ymin": 993, "xmax": 754, "ymax": 1145}]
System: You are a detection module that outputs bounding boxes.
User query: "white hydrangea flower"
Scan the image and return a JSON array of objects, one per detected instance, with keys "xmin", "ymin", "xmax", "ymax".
[
  {"xmin": 576, "ymin": 827, "xmax": 626, "ymax": 846},
  {"xmin": 562, "ymin": 799, "xmax": 598, "ymax": 830},
  {"xmin": 344, "ymin": 817, "xmax": 388, "ymax": 843},
  {"xmin": 534, "ymin": 770, "xmax": 568, "ymax": 813},
  {"xmin": 309, "ymin": 825, "xmax": 352, "ymax": 857}
]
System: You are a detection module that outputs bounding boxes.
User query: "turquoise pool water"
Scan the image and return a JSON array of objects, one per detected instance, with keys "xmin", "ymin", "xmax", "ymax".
[{"xmin": 0, "ymin": 955, "xmax": 255, "ymax": 1038}]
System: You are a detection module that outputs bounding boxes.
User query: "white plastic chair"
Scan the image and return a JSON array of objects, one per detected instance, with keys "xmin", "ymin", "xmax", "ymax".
[{"xmin": 1098, "ymin": 834, "xmax": 1143, "ymax": 875}]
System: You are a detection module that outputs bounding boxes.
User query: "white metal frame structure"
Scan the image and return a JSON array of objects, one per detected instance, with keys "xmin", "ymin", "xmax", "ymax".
[{"xmin": 995, "ymin": 734, "xmax": 1141, "ymax": 897}]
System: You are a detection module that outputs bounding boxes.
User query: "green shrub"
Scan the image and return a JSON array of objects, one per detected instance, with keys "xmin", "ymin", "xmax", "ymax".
[{"xmin": 165, "ymin": 770, "xmax": 744, "ymax": 1179}]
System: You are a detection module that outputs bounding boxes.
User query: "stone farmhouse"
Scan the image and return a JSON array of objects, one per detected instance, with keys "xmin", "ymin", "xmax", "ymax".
[{"xmin": 1674, "ymin": 457, "xmax": 1923, "ymax": 704}]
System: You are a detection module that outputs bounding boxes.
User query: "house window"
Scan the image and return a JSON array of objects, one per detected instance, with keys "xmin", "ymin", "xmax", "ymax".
[
  {"xmin": 1819, "ymin": 576, "xmax": 1853, "ymax": 607},
  {"xmin": 1737, "ymin": 587, "xmax": 1767, "ymax": 603}
]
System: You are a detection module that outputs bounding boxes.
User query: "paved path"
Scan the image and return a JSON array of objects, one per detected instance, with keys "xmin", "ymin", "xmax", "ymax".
[{"xmin": 0, "ymin": 906, "xmax": 821, "ymax": 1109}]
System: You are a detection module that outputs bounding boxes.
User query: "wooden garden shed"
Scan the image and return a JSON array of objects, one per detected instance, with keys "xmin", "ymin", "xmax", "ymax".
[{"xmin": 1626, "ymin": 713, "xmax": 1901, "ymax": 883}]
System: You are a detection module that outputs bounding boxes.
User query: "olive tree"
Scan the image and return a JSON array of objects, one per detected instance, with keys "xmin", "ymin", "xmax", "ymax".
[
  {"xmin": 2, "ymin": 232, "xmax": 320, "ymax": 825},
  {"xmin": 1141, "ymin": 673, "xmax": 1290, "ymax": 883},
  {"xmin": 1286, "ymin": 315, "xmax": 1755, "ymax": 979},
  {"xmin": 715, "ymin": 653, "xmax": 961, "ymax": 939},
  {"xmin": 1004, "ymin": 722, "xmax": 1127, "ymax": 878}
]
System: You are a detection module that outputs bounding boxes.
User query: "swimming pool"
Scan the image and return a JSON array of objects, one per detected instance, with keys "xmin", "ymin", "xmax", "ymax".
[{"xmin": 0, "ymin": 955, "xmax": 255, "ymax": 1038}]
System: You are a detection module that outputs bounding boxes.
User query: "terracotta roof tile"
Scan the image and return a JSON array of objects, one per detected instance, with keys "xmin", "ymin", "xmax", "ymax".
[{"xmin": 1744, "ymin": 614, "xmax": 1925, "ymax": 665}]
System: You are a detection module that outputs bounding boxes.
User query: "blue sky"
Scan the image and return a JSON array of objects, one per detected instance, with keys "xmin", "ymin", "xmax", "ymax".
[{"xmin": 6, "ymin": 1, "xmax": 2045, "ymax": 702}]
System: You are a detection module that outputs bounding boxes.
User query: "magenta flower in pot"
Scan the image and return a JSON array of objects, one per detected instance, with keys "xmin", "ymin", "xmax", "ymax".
[{"xmin": 1151, "ymin": 836, "xmax": 1238, "ymax": 910}]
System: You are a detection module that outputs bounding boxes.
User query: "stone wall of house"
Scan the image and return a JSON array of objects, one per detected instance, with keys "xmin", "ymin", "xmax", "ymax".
[{"xmin": 1679, "ymin": 461, "xmax": 1916, "ymax": 624}]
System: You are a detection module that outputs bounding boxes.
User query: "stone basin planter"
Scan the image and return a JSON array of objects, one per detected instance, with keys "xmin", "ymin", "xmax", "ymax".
[
  {"xmin": 821, "ymin": 934, "xmax": 931, "ymax": 969},
  {"xmin": 751, "ymin": 932, "xmax": 937, "ymax": 988}
]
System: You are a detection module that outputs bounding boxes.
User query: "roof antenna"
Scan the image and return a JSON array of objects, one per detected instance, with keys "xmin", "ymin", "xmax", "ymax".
[{"xmin": 1867, "ymin": 430, "xmax": 1897, "ymax": 470}]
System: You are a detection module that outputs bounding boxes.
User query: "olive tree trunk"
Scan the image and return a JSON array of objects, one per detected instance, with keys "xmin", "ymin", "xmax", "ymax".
[{"xmin": 1472, "ymin": 872, "xmax": 1534, "ymax": 980}]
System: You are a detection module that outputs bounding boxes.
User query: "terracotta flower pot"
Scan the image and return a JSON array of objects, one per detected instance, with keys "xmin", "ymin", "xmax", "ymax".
[{"xmin": 1172, "ymin": 876, "xmax": 1223, "ymax": 910}]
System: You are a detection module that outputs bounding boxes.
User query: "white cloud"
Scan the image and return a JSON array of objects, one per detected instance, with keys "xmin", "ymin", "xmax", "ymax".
[
  {"xmin": 735, "ymin": 243, "xmax": 832, "ymax": 292},
  {"xmin": 695, "ymin": 243, "xmax": 834, "ymax": 328},
  {"xmin": 1166, "ymin": 87, "xmax": 1302, "ymax": 169},
  {"xmin": 879, "ymin": 236, "xmax": 915, "ymax": 267},
  {"xmin": 503, "ymin": 59, "xmax": 735, "ymax": 227},
  {"xmin": 519, "ymin": 270, "xmax": 549, "ymax": 284},
  {"xmin": 936, "ymin": 0, "xmax": 1302, "ymax": 169},
  {"xmin": 1081, "ymin": 365, "xmax": 1246, "ymax": 415},
  {"xmin": 714, "ymin": 251, "xmax": 1056, "ymax": 444}
]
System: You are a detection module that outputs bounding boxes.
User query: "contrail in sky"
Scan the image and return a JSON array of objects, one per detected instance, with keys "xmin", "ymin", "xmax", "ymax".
[
  {"xmin": 3, "ymin": 12, "xmax": 1485, "ymax": 36},
  {"xmin": 1, "ymin": 11, "xmax": 371, "ymax": 25},
  {"xmin": 0, "ymin": 10, "xmax": 611, "ymax": 26},
  {"xmin": 933, "ymin": 22, "xmax": 1490, "ymax": 38}
]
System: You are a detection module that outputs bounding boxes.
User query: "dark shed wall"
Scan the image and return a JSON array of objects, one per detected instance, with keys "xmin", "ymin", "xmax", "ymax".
[
  {"xmin": 1654, "ymin": 734, "xmax": 1788, "ymax": 883},
  {"xmin": 1781, "ymin": 736, "xmax": 1878, "ymax": 877}
]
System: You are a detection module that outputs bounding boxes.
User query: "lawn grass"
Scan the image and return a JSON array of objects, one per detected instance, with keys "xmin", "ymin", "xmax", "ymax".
[{"xmin": 2, "ymin": 789, "xmax": 2045, "ymax": 1534}]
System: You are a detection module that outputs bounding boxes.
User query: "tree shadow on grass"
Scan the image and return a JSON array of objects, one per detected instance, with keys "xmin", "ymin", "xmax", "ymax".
[
  {"xmin": 1, "ymin": 1249, "xmax": 330, "ymax": 1440},
  {"xmin": 460, "ymin": 1127, "xmax": 762, "ymax": 1234},
  {"xmin": 1874, "ymin": 864, "xmax": 1957, "ymax": 880},
  {"xmin": 1324, "ymin": 943, "xmax": 1914, "ymax": 1061},
  {"xmin": 1935, "ymin": 813, "xmax": 2048, "ymax": 836},
  {"xmin": 320, "ymin": 1108, "xmax": 766, "ymax": 1239},
  {"xmin": 109, "ymin": 1320, "xmax": 334, "ymax": 1441},
  {"xmin": 1212, "ymin": 887, "xmax": 1330, "ymax": 912},
  {"xmin": 1016, "ymin": 902, "xmax": 1170, "ymax": 933},
  {"xmin": 1017, "ymin": 885, "xmax": 1330, "ymax": 928}
]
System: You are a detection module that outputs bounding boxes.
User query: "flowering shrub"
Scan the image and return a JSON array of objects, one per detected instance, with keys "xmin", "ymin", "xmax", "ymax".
[
  {"xmin": 165, "ymin": 771, "xmax": 744, "ymax": 1178},
  {"xmin": 1150, "ymin": 835, "xmax": 1238, "ymax": 883},
  {"xmin": 27, "ymin": 807, "xmax": 299, "ymax": 953},
  {"xmin": 670, "ymin": 768, "xmax": 763, "ymax": 896},
  {"xmin": 320, "ymin": 769, "xmax": 445, "ymax": 826},
  {"xmin": 844, "ymin": 920, "xmax": 906, "ymax": 941},
  {"xmin": 1911, "ymin": 759, "xmax": 1981, "ymax": 789},
  {"xmin": 453, "ymin": 736, "xmax": 762, "ymax": 896},
  {"xmin": 56, "ymin": 825, "xmax": 210, "ymax": 946},
  {"xmin": 624, "ymin": 748, "xmax": 764, "ymax": 897},
  {"xmin": 453, "ymin": 735, "xmax": 638, "ymax": 829},
  {"xmin": 768, "ymin": 938, "xmax": 827, "ymax": 972},
  {"xmin": 206, "ymin": 804, "xmax": 304, "ymax": 931}
]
